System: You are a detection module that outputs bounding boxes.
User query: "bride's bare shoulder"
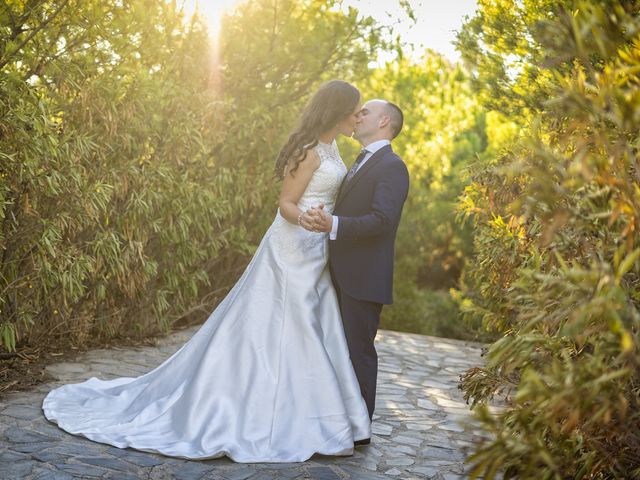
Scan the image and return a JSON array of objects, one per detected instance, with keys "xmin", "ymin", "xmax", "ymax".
[
  {"xmin": 283, "ymin": 147, "xmax": 320, "ymax": 177},
  {"xmin": 296, "ymin": 147, "xmax": 321, "ymax": 170}
]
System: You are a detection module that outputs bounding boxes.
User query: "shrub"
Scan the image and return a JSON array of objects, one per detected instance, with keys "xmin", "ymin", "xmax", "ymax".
[{"xmin": 456, "ymin": 0, "xmax": 640, "ymax": 477}]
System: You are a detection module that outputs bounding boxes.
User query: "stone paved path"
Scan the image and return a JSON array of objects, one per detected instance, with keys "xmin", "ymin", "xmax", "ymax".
[{"xmin": 0, "ymin": 327, "xmax": 487, "ymax": 479}]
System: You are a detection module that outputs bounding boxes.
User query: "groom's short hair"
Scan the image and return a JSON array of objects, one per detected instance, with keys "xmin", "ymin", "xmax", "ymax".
[{"xmin": 384, "ymin": 101, "xmax": 403, "ymax": 139}]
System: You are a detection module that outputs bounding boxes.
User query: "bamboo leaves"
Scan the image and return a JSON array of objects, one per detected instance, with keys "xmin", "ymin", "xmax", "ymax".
[
  {"xmin": 457, "ymin": 0, "xmax": 640, "ymax": 477},
  {"xmin": 0, "ymin": 0, "xmax": 382, "ymax": 354}
]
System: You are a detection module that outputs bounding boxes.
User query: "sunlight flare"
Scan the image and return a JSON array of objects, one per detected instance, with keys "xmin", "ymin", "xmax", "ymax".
[{"xmin": 181, "ymin": 0, "xmax": 243, "ymax": 38}]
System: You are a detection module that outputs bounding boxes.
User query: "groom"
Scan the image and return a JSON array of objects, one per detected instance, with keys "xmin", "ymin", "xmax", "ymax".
[{"xmin": 301, "ymin": 99, "xmax": 410, "ymax": 428}]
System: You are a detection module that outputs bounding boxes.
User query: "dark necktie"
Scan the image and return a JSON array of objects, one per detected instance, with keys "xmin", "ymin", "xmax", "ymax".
[{"xmin": 345, "ymin": 149, "xmax": 368, "ymax": 183}]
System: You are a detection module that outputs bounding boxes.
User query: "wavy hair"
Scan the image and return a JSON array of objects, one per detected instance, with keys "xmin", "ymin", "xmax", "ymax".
[{"xmin": 274, "ymin": 80, "xmax": 360, "ymax": 179}]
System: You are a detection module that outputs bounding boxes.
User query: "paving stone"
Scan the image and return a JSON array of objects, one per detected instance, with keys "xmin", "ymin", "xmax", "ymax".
[
  {"xmin": 363, "ymin": 445, "xmax": 383, "ymax": 457},
  {"xmin": 14, "ymin": 441, "xmax": 58, "ymax": 453},
  {"xmin": 4, "ymin": 427, "xmax": 57, "ymax": 443},
  {"xmin": 30, "ymin": 468, "xmax": 75, "ymax": 480},
  {"xmin": 406, "ymin": 422, "xmax": 432, "ymax": 431},
  {"xmin": 34, "ymin": 421, "xmax": 73, "ymax": 437},
  {"xmin": 76, "ymin": 455, "xmax": 139, "ymax": 472},
  {"xmin": 0, "ymin": 415, "xmax": 21, "ymax": 430},
  {"xmin": 443, "ymin": 473, "xmax": 465, "ymax": 480},
  {"xmin": 263, "ymin": 467, "xmax": 304, "ymax": 478},
  {"xmin": 377, "ymin": 384, "xmax": 406, "ymax": 392},
  {"xmin": 379, "ymin": 365, "xmax": 402, "ymax": 373},
  {"xmin": 260, "ymin": 463, "xmax": 305, "ymax": 470},
  {"xmin": 370, "ymin": 434, "xmax": 391, "ymax": 444},
  {"xmin": 385, "ymin": 455, "xmax": 415, "ymax": 466},
  {"xmin": 149, "ymin": 464, "xmax": 178, "ymax": 480},
  {"xmin": 420, "ymin": 459, "xmax": 461, "ymax": 468},
  {"xmin": 340, "ymin": 465, "xmax": 388, "ymax": 479},
  {"xmin": 2, "ymin": 326, "xmax": 491, "ymax": 479},
  {"xmin": 437, "ymin": 421, "xmax": 466, "ymax": 433},
  {"xmin": 2, "ymin": 404, "xmax": 43, "ymax": 420},
  {"xmin": 0, "ymin": 459, "xmax": 34, "ymax": 478},
  {"xmin": 360, "ymin": 457, "xmax": 380, "ymax": 471},
  {"xmin": 55, "ymin": 462, "xmax": 109, "ymax": 477},
  {"xmin": 379, "ymin": 401, "xmax": 414, "ymax": 410},
  {"xmin": 393, "ymin": 435, "xmax": 423, "ymax": 446},
  {"xmin": 0, "ymin": 449, "xmax": 30, "ymax": 462},
  {"xmin": 376, "ymin": 394, "xmax": 407, "ymax": 401},
  {"xmin": 220, "ymin": 467, "xmax": 256, "ymax": 480},
  {"xmin": 202, "ymin": 472, "xmax": 226, "ymax": 480},
  {"xmin": 170, "ymin": 460, "xmax": 218, "ymax": 480},
  {"xmin": 371, "ymin": 422, "xmax": 392, "ymax": 436},
  {"xmin": 32, "ymin": 449, "xmax": 70, "ymax": 463},
  {"xmin": 105, "ymin": 446, "xmax": 165, "ymax": 466},
  {"xmin": 244, "ymin": 472, "xmax": 274, "ymax": 480},
  {"xmin": 104, "ymin": 472, "xmax": 142, "ymax": 480},
  {"xmin": 419, "ymin": 445, "xmax": 465, "ymax": 461},
  {"xmin": 409, "ymin": 465, "xmax": 441, "ymax": 477},
  {"xmin": 304, "ymin": 466, "xmax": 340, "ymax": 480},
  {"xmin": 417, "ymin": 398, "xmax": 439, "ymax": 410},
  {"xmin": 385, "ymin": 444, "xmax": 416, "ymax": 456}
]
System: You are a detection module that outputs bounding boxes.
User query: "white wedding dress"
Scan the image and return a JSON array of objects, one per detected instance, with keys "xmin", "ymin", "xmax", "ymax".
[{"xmin": 42, "ymin": 140, "xmax": 371, "ymax": 462}]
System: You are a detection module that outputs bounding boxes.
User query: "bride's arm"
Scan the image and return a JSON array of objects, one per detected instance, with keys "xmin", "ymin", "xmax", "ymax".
[{"xmin": 278, "ymin": 149, "xmax": 321, "ymax": 225}]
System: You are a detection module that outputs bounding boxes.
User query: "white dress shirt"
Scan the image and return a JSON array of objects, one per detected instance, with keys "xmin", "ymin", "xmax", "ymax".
[{"xmin": 329, "ymin": 139, "xmax": 391, "ymax": 240}]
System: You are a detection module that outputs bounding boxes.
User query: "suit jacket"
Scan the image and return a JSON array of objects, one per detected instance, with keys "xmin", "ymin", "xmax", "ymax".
[{"xmin": 329, "ymin": 144, "xmax": 409, "ymax": 305}]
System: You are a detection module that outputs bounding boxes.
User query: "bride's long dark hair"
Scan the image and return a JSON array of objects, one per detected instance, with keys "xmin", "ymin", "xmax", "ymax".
[{"xmin": 274, "ymin": 80, "xmax": 360, "ymax": 179}]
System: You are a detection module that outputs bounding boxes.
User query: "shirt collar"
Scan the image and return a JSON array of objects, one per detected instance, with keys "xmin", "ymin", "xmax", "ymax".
[{"xmin": 363, "ymin": 139, "xmax": 391, "ymax": 155}]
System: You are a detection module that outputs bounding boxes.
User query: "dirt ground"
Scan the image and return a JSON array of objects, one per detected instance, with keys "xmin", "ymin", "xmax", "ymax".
[{"xmin": 0, "ymin": 334, "xmax": 165, "ymax": 396}]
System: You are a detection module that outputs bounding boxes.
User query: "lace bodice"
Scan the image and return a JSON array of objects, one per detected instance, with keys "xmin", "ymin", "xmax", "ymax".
[
  {"xmin": 296, "ymin": 141, "xmax": 347, "ymax": 213},
  {"xmin": 268, "ymin": 140, "xmax": 347, "ymax": 264}
]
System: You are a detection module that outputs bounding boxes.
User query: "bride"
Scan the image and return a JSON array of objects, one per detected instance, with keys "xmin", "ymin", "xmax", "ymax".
[{"xmin": 42, "ymin": 80, "xmax": 371, "ymax": 463}]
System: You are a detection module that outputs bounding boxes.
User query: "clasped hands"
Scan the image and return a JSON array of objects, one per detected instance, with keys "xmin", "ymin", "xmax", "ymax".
[{"xmin": 299, "ymin": 204, "xmax": 333, "ymax": 233}]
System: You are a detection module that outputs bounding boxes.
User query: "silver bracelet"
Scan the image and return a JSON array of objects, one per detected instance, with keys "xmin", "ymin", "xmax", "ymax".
[{"xmin": 297, "ymin": 212, "xmax": 304, "ymax": 226}]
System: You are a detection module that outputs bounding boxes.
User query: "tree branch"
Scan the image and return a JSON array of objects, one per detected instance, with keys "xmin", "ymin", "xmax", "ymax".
[{"xmin": 0, "ymin": 0, "xmax": 71, "ymax": 71}]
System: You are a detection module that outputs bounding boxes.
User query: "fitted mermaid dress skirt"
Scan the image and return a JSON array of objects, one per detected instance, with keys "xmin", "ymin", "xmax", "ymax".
[{"xmin": 42, "ymin": 141, "xmax": 371, "ymax": 462}]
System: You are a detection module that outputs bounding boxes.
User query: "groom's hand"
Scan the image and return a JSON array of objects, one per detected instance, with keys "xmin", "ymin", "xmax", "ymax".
[
  {"xmin": 308, "ymin": 205, "xmax": 333, "ymax": 233},
  {"xmin": 300, "ymin": 208, "xmax": 326, "ymax": 232},
  {"xmin": 299, "ymin": 209, "xmax": 317, "ymax": 232}
]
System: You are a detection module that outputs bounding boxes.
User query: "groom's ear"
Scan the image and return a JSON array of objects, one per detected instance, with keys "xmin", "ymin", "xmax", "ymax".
[{"xmin": 378, "ymin": 115, "xmax": 391, "ymax": 130}]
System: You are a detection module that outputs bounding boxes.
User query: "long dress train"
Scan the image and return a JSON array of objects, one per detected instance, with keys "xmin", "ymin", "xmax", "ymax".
[{"xmin": 42, "ymin": 140, "xmax": 371, "ymax": 462}]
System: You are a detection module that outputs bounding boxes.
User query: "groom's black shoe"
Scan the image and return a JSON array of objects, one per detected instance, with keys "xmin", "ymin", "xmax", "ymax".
[{"xmin": 354, "ymin": 438, "xmax": 371, "ymax": 446}]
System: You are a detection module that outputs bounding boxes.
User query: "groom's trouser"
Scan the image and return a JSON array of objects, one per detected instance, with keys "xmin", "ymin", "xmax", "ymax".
[{"xmin": 332, "ymin": 277, "xmax": 382, "ymax": 421}]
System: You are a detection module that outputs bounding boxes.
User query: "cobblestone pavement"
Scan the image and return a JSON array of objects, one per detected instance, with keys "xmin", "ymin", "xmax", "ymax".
[{"xmin": 0, "ymin": 327, "xmax": 487, "ymax": 479}]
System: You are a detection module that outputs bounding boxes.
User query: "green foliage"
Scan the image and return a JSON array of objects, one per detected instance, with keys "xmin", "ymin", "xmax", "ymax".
[
  {"xmin": 383, "ymin": 277, "xmax": 474, "ymax": 340},
  {"xmin": 456, "ymin": 0, "xmax": 640, "ymax": 477},
  {"xmin": 0, "ymin": 0, "xmax": 383, "ymax": 351},
  {"xmin": 356, "ymin": 53, "xmax": 491, "ymax": 339},
  {"xmin": 1, "ymin": 0, "xmax": 243, "ymax": 349}
]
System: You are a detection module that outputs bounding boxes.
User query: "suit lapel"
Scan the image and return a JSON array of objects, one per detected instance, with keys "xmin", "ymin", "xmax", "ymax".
[{"xmin": 336, "ymin": 145, "xmax": 391, "ymax": 208}]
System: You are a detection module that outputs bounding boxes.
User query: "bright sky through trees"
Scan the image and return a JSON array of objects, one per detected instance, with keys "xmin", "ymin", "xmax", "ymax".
[
  {"xmin": 342, "ymin": 0, "xmax": 478, "ymax": 62},
  {"xmin": 181, "ymin": 0, "xmax": 478, "ymax": 63}
]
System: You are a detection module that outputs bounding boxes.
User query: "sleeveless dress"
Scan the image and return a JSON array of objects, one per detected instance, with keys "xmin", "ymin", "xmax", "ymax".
[{"xmin": 41, "ymin": 141, "xmax": 371, "ymax": 463}]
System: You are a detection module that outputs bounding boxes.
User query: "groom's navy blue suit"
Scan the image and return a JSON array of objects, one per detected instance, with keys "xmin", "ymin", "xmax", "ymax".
[{"xmin": 329, "ymin": 143, "xmax": 409, "ymax": 419}]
